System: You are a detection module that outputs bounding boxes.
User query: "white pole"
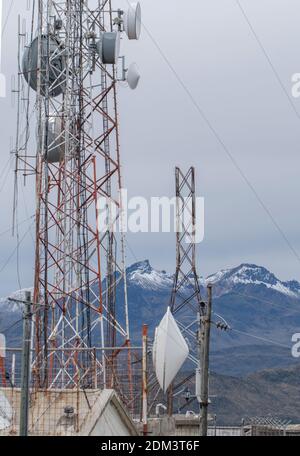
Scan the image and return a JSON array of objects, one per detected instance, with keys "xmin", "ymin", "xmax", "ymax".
[
  {"xmin": 0, "ymin": 0, "xmax": 6, "ymax": 97},
  {"xmin": 11, "ymin": 354, "xmax": 16, "ymax": 387}
]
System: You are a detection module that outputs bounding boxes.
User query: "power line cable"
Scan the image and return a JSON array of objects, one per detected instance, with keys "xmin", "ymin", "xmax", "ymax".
[
  {"xmin": 210, "ymin": 285, "xmax": 300, "ymax": 316},
  {"xmin": 235, "ymin": 0, "xmax": 300, "ymax": 120},
  {"xmin": 229, "ymin": 289, "xmax": 300, "ymax": 312},
  {"xmin": 0, "ymin": 156, "xmax": 11, "ymax": 180},
  {"xmin": 126, "ymin": 239, "xmax": 139, "ymax": 263},
  {"xmin": 2, "ymin": 0, "xmax": 15, "ymax": 36},
  {"xmin": 0, "ymin": 156, "xmax": 13, "ymax": 193},
  {"xmin": 0, "ymin": 222, "xmax": 34, "ymax": 275},
  {"xmin": 133, "ymin": 1, "xmax": 300, "ymax": 267},
  {"xmin": 124, "ymin": 239, "xmax": 294, "ymax": 351},
  {"xmin": 0, "ymin": 214, "xmax": 34, "ymax": 238},
  {"xmin": 0, "ymin": 317, "xmax": 23, "ymax": 335},
  {"xmin": 229, "ymin": 327, "xmax": 291, "ymax": 350}
]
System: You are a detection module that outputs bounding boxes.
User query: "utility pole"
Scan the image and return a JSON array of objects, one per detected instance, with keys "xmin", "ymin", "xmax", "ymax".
[
  {"xmin": 199, "ymin": 284, "xmax": 213, "ymax": 437},
  {"xmin": 19, "ymin": 291, "xmax": 32, "ymax": 437},
  {"xmin": 0, "ymin": 333, "xmax": 6, "ymax": 386},
  {"xmin": 142, "ymin": 325, "xmax": 148, "ymax": 436}
]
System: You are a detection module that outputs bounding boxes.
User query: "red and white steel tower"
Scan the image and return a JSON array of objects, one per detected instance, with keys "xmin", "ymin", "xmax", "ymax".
[{"xmin": 13, "ymin": 0, "xmax": 142, "ymax": 397}]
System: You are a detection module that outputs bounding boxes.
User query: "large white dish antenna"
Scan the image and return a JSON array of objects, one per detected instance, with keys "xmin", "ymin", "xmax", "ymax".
[
  {"xmin": 0, "ymin": 392, "xmax": 13, "ymax": 431},
  {"xmin": 97, "ymin": 32, "xmax": 120, "ymax": 65},
  {"xmin": 153, "ymin": 308, "xmax": 189, "ymax": 393},
  {"xmin": 126, "ymin": 63, "xmax": 140, "ymax": 90},
  {"xmin": 125, "ymin": 2, "xmax": 141, "ymax": 40},
  {"xmin": 0, "ymin": 334, "xmax": 5, "ymax": 358}
]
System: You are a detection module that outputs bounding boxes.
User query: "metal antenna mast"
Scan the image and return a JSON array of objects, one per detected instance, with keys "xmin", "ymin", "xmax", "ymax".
[
  {"xmin": 168, "ymin": 166, "xmax": 203, "ymax": 414},
  {"xmin": 170, "ymin": 167, "xmax": 202, "ymax": 313},
  {"xmin": 13, "ymin": 0, "xmax": 142, "ymax": 400}
]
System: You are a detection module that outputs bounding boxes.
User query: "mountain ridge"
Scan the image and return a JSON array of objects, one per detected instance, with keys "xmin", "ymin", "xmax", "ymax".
[
  {"xmin": 1, "ymin": 261, "xmax": 300, "ymax": 424},
  {"xmin": 125, "ymin": 260, "xmax": 300, "ymax": 299},
  {"xmin": 1, "ymin": 261, "xmax": 300, "ymax": 307},
  {"xmin": 1, "ymin": 260, "xmax": 300, "ymax": 376}
]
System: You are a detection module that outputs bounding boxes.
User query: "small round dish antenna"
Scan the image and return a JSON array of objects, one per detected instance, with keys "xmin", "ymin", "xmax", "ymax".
[
  {"xmin": 126, "ymin": 63, "xmax": 140, "ymax": 90},
  {"xmin": 97, "ymin": 32, "xmax": 121, "ymax": 65},
  {"xmin": 125, "ymin": 2, "xmax": 141, "ymax": 40}
]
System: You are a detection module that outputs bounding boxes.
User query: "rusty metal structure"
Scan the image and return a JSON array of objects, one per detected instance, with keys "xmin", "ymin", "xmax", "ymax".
[{"xmin": 13, "ymin": 0, "xmax": 141, "ymax": 401}]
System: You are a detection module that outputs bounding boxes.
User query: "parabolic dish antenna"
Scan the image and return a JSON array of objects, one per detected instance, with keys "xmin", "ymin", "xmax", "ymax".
[
  {"xmin": 126, "ymin": 63, "xmax": 140, "ymax": 90},
  {"xmin": 0, "ymin": 392, "xmax": 13, "ymax": 431},
  {"xmin": 97, "ymin": 32, "xmax": 121, "ymax": 65},
  {"xmin": 125, "ymin": 2, "xmax": 141, "ymax": 40},
  {"xmin": 22, "ymin": 35, "xmax": 66, "ymax": 97},
  {"xmin": 153, "ymin": 308, "xmax": 189, "ymax": 393}
]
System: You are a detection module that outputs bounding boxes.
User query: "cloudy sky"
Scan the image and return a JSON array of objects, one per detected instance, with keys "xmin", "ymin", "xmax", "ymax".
[{"xmin": 0, "ymin": 0, "xmax": 300, "ymax": 296}]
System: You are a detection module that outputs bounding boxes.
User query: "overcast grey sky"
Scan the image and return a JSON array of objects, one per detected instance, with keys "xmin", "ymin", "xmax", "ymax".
[{"xmin": 1, "ymin": 0, "xmax": 300, "ymax": 296}]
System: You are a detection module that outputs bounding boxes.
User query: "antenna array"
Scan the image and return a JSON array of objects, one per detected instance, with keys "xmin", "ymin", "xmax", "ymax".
[{"xmin": 13, "ymin": 0, "xmax": 141, "ymax": 399}]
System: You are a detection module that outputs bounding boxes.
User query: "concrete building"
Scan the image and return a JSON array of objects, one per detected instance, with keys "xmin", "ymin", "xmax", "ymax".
[
  {"xmin": 0, "ymin": 388, "xmax": 138, "ymax": 436},
  {"xmin": 138, "ymin": 414, "xmax": 203, "ymax": 437}
]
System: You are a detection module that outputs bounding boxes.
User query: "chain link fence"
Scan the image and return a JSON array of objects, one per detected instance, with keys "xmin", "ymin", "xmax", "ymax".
[{"xmin": 0, "ymin": 347, "xmax": 143, "ymax": 436}]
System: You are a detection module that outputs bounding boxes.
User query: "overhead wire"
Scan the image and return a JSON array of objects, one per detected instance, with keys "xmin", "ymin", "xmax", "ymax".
[
  {"xmin": 0, "ymin": 214, "xmax": 34, "ymax": 239},
  {"xmin": 229, "ymin": 289, "xmax": 300, "ymax": 312},
  {"xmin": 122, "ymin": 4, "xmax": 300, "ymax": 339},
  {"xmin": 0, "ymin": 156, "xmax": 13, "ymax": 193},
  {"xmin": 229, "ymin": 327, "xmax": 291, "ymax": 350},
  {"xmin": 0, "ymin": 156, "xmax": 12, "ymax": 180},
  {"xmin": 0, "ymin": 221, "xmax": 34, "ymax": 275},
  {"xmin": 0, "ymin": 3, "xmax": 296, "ymax": 364},
  {"xmin": 130, "ymin": 0, "xmax": 300, "ymax": 267},
  {"xmin": 2, "ymin": 0, "xmax": 15, "ymax": 36},
  {"xmin": 235, "ymin": 0, "xmax": 300, "ymax": 121},
  {"xmin": 0, "ymin": 317, "xmax": 23, "ymax": 335}
]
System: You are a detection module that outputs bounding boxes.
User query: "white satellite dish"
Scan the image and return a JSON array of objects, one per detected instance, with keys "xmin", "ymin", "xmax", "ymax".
[
  {"xmin": 0, "ymin": 392, "xmax": 13, "ymax": 431},
  {"xmin": 97, "ymin": 32, "xmax": 121, "ymax": 65},
  {"xmin": 0, "ymin": 334, "xmax": 5, "ymax": 358},
  {"xmin": 125, "ymin": 2, "xmax": 141, "ymax": 40},
  {"xmin": 153, "ymin": 308, "xmax": 189, "ymax": 393},
  {"xmin": 126, "ymin": 63, "xmax": 140, "ymax": 90}
]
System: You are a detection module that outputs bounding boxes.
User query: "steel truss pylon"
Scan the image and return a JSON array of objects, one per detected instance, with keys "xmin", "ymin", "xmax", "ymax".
[
  {"xmin": 168, "ymin": 167, "xmax": 203, "ymax": 414},
  {"xmin": 170, "ymin": 167, "xmax": 202, "ymax": 313},
  {"xmin": 14, "ymin": 0, "xmax": 132, "ymax": 401}
]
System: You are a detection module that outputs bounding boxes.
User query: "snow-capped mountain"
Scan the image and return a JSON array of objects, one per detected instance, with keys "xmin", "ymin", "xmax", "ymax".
[
  {"xmin": 126, "ymin": 260, "xmax": 300, "ymax": 300},
  {"xmin": 2, "ymin": 262, "xmax": 299, "ymax": 312},
  {"xmin": 206, "ymin": 263, "xmax": 300, "ymax": 299},
  {"xmin": 126, "ymin": 260, "xmax": 174, "ymax": 291},
  {"xmin": 124, "ymin": 262, "xmax": 300, "ymax": 368},
  {"xmin": 1, "ymin": 261, "xmax": 300, "ymax": 376}
]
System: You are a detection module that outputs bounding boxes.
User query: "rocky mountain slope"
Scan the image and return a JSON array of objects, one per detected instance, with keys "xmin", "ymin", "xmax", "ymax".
[
  {"xmin": 1, "ymin": 261, "xmax": 300, "ymax": 375},
  {"xmin": 210, "ymin": 364, "xmax": 300, "ymax": 425}
]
